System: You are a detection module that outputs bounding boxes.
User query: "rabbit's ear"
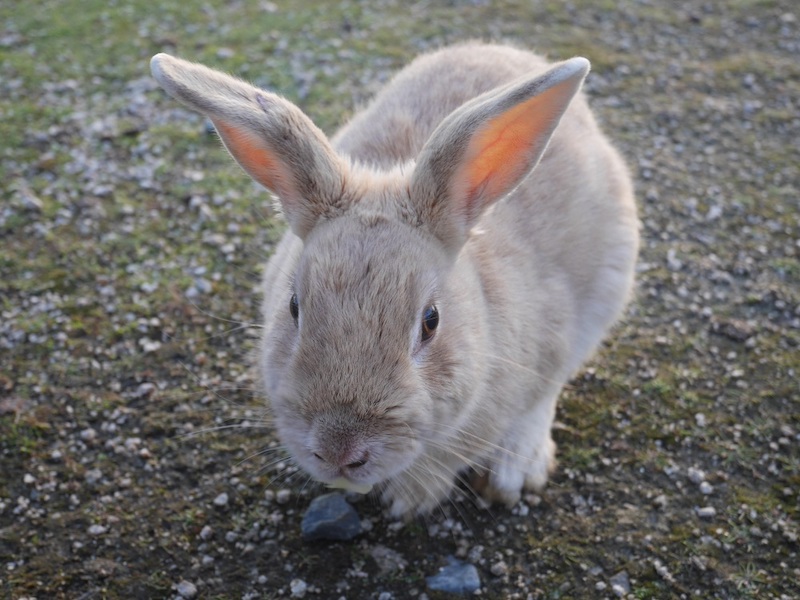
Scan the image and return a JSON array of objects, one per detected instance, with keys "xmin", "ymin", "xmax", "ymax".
[
  {"xmin": 411, "ymin": 57, "xmax": 590, "ymax": 250},
  {"xmin": 151, "ymin": 54, "xmax": 346, "ymax": 238}
]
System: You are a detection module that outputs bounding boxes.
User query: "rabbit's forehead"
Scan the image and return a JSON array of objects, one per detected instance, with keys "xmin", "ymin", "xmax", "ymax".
[{"xmin": 297, "ymin": 216, "xmax": 440, "ymax": 304}]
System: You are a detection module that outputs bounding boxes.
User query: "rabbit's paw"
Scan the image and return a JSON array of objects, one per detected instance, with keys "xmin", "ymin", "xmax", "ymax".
[
  {"xmin": 522, "ymin": 436, "xmax": 556, "ymax": 491},
  {"xmin": 479, "ymin": 436, "xmax": 556, "ymax": 506}
]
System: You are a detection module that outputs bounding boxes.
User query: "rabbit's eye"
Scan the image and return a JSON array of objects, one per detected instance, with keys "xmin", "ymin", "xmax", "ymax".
[
  {"xmin": 289, "ymin": 293, "xmax": 299, "ymax": 324},
  {"xmin": 421, "ymin": 305, "xmax": 439, "ymax": 342}
]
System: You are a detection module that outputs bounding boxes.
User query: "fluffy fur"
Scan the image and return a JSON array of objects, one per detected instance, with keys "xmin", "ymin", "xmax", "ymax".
[{"xmin": 151, "ymin": 43, "xmax": 639, "ymax": 517}]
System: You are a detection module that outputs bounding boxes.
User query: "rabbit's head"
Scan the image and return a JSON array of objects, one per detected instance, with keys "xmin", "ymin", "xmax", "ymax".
[{"xmin": 151, "ymin": 52, "xmax": 589, "ymax": 492}]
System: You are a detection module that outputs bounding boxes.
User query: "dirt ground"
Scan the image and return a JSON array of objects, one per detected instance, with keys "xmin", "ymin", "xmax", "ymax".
[{"xmin": 1, "ymin": 0, "xmax": 798, "ymax": 598}]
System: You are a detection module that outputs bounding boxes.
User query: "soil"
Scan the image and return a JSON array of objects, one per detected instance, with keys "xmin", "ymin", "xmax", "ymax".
[{"xmin": 1, "ymin": 0, "xmax": 798, "ymax": 598}]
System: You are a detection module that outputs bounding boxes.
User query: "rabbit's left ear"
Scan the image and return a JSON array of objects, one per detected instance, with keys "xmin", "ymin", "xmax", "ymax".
[
  {"xmin": 151, "ymin": 53, "xmax": 347, "ymax": 239},
  {"xmin": 411, "ymin": 57, "xmax": 590, "ymax": 250}
]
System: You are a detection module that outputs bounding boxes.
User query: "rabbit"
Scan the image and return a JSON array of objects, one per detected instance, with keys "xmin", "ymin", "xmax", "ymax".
[{"xmin": 150, "ymin": 42, "xmax": 639, "ymax": 518}]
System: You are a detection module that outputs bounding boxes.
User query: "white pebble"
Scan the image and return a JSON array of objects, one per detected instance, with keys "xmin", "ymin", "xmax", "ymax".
[
  {"xmin": 696, "ymin": 506, "xmax": 716, "ymax": 519},
  {"xmin": 290, "ymin": 578, "xmax": 308, "ymax": 598},
  {"xmin": 490, "ymin": 560, "xmax": 509, "ymax": 576},
  {"xmin": 176, "ymin": 580, "xmax": 198, "ymax": 599},
  {"xmin": 88, "ymin": 524, "xmax": 107, "ymax": 536},
  {"xmin": 699, "ymin": 481, "xmax": 714, "ymax": 495},
  {"xmin": 213, "ymin": 492, "xmax": 229, "ymax": 507},
  {"xmin": 276, "ymin": 489, "xmax": 291, "ymax": 505},
  {"xmin": 687, "ymin": 467, "xmax": 705, "ymax": 484},
  {"xmin": 612, "ymin": 584, "xmax": 627, "ymax": 597}
]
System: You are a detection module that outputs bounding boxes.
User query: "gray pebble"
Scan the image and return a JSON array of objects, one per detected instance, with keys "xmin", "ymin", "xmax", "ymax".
[
  {"xmin": 301, "ymin": 493, "xmax": 361, "ymax": 541},
  {"xmin": 84, "ymin": 469, "xmax": 103, "ymax": 485},
  {"xmin": 490, "ymin": 560, "xmax": 508, "ymax": 577},
  {"xmin": 369, "ymin": 544, "xmax": 408, "ymax": 575},
  {"xmin": 426, "ymin": 556, "xmax": 481, "ymax": 595},
  {"xmin": 609, "ymin": 570, "xmax": 630, "ymax": 597},
  {"xmin": 213, "ymin": 492, "xmax": 229, "ymax": 507},
  {"xmin": 176, "ymin": 580, "xmax": 198, "ymax": 599}
]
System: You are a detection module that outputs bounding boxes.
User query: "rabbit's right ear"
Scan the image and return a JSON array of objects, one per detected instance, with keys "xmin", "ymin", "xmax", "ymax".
[
  {"xmin": 151, "ymin": 54, "xmax": 347, "ymax": 238},
  {"xmin": 411, "ymin": 57, "xmax": 590, "ymax": 251}
]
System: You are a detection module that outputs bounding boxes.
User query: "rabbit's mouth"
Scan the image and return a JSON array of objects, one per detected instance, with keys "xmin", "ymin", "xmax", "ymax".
[{"xmin": 323, "ymin": 477, "xmax": 373, "ymax": 495}]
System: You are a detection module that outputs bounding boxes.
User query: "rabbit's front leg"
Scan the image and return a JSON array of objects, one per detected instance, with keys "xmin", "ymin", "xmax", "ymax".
[{"xmin": 479, "ymin": 389, "xmax": 560, "ymax": 506}]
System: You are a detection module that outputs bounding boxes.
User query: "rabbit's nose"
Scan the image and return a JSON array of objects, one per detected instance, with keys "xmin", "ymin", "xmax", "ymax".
[{"xmin": 313, "ymin": 448, "xmax": 369, "ymax": 472}]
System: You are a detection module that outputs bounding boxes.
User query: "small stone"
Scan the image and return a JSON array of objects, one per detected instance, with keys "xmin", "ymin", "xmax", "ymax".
[
  {"xmin": 467, "ymin": 544, "xmax": 484, "ymax": 564},
  {"xmin": 426, "ymin": 557, "xmax": 481, "ymax": 595},
  {"xmin": 132, "ymin": 382, "xmax": 156, "ymax": 398},
  {"xmin": 176, "ymin": 580, "xmax": 198, "ymax": 599},
  {"xmin": 609, "ymin": 570, "xmax": 630, "ymax": 597},
  {"xmin": 369, "ymin": 544, "xmax": 408, "ymax": 575},
  {"xmin": 276, "ymin": 489, "xmax": 292, "ymax": 505},
  {"xmin": 652, "ymin": 494, "xmax": 668, "ymax": 509},
  {"xmin": 138, "ymin": 338, "xmax": 162, "ymax": 353},
  {"xmin": 666, "ymin": 248, "xmax": 683, "ymax": 271},
  {"xmin": 193, "ymin": 277, "xmax": 213, "ymax": 294},
  {"xmin": 699, "ymin": 481, "xmax": 714, "ymax": 495},
  {"xmin": 696, "ymin": 506, "xmax": 716, "ymax": 519},
  {"xmin": 199, "ymin": 525, "xmax": 214, "ymax": 540},
  {"xmin": 85, "ymin": 468, "xmax": 103, "ymax": 485},
  {"xmin": 301, "ymin": 493, "xmax": 361, "ymax": 541},
  {"xmin": 687, "ymin": 467, "xmax": 705, "ymax": 484},
  {"xmin": 23, "ymin": 473, "xmax": 35, "ymax": 485},
  {"xmin": 654, "ymin": 558, "xmax": 675, "ymax": 582},
  {"xmin": 88, "ymin": 524, "xmax": 107, "ymax": 536},
  {"xmin": 14, "ymin": 180, "xmax": 43, "ymax": 211},
  {"xmin": 290, "ymin": 578, "xmax": 308, "ymax": 598},
  {"xmin": 213, "ymin": 492, "xmax": 229, "ymax": 507},
  {"xmin": 80, "ymin": 428, "xmax": 97, "ymax": 441},
  {"xmin": 490, "ymin": 560, "xmax": 509, "ymax": 577},
  {"xmin": 695, "ymin": 413, "xmax": 706, "ymax": 427}
]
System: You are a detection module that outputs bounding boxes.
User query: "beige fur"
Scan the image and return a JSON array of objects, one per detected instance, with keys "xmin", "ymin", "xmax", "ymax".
[{"xmin": 151, "ymin": 43, "xmax": 639, "ymax": 517}]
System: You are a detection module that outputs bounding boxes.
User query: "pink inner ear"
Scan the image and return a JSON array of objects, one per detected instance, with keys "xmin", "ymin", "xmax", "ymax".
[
  {"xmin": 451, "ymin": 85, "xmax": 568, "ymax": 221},
  {"xmin": 215, "ymin": 121, "xmax": 290, "ymax": 195}
]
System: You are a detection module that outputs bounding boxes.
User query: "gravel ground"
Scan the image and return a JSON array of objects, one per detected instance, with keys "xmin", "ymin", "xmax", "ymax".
[{"xmin": 1, "ymin": 0, "xmax": 798, "ymax": 598}]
